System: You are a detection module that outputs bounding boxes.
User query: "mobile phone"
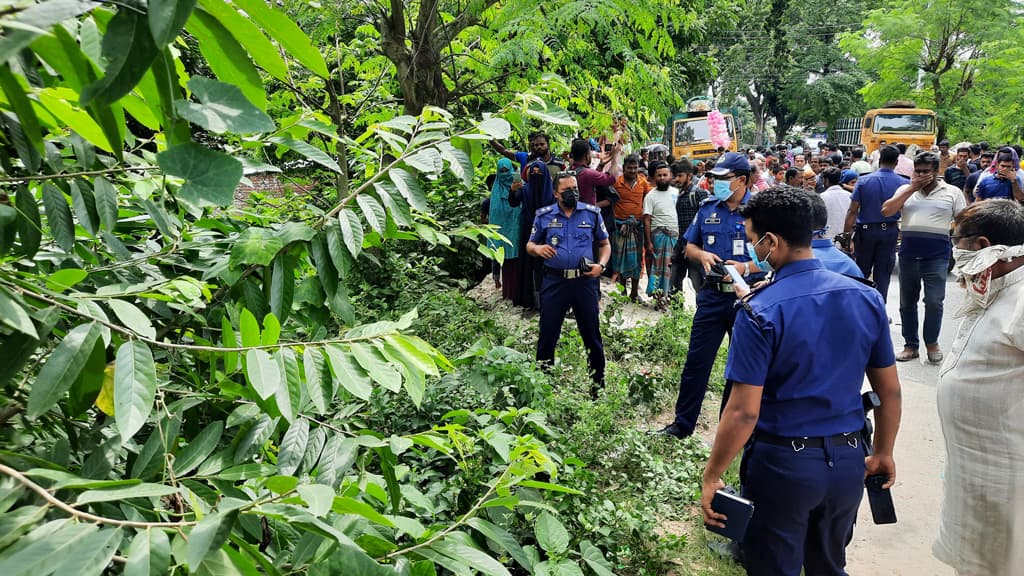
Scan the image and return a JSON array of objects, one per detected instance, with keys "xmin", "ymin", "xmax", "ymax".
[
  {"xmin": 604, "ymin": 144, "xmax": 613, "ymax": 153},
  {"xmin": 723, "ymin": 265, "xmax": 749, "ymax": 291},
  {"xmin": 705, "ymin": 489, "xmax": 754, "ymax": 541},
  {"xmin": 864, "ymin": 474, "xmax": 897, "ymax": 524},
  {"xmin": 512, "ymin": 172, "xmax": 522, "ymax": 184}
]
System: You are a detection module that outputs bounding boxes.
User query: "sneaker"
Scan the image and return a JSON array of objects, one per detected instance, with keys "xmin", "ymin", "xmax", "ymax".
[{"xmin": 653, "ymin": 422, "xmax": 692, "ymax": 439}]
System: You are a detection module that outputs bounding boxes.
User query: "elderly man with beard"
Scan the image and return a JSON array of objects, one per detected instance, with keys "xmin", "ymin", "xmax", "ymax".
[{"xmin": 934, "ymin": 199, "xmax": 1024, "ymax": 576}]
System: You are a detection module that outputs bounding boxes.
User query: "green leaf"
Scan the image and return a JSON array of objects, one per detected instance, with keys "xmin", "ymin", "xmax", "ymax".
[
  {"xmin": 230, "ymin": 227, "xmax": 284, "ymax": 266},
  {"xmin": 230, "ymin": 0, "xmax": 329, "ymax": 77},
  {"xmin": 277, "ymin": 418, "xmax": 308, "ymax": 476},
  {"xmin": 0, "ymin": 0, "xmax": 99, "ymax": 63},
  {"xmin": 264, "ymin": 475, "xmax": 298, "ymax": 494},
  {"xmin": 80, "ymin": 9, "xmax": 159, "ymax": 106},
  {"xmin": 316, "ymin": 435, "xmax": 357, "ymax": 489},
  {"xmin": 467, "ymin": 518, "xmax": 534, "ymax": 573},
  {"xmin": 41, "ymin": 183, "xmax": 74, "ymax": 252},
  {"xmin": 272, "ymin": 349, "xmax": 296, "ymax": 423},
  {"xmin": 93, "ymin": 176, "xmax": 119, "ymax": 232},
  {"xmin": 356, "ymin": 194, "xmax": 386, "ymax": 234},
  {"xmin": 298, "ymin": 483, "xmax": 334, "ymax": 517},
  {"xmin": 175, "ymin": 76, "xmax": 275, "ymax": 134},
  {"xmin": 349, "ymin": 342, "xmax": 402, "ymax": 393},
  {"xmin": 389, "ymin": 168, "xmax": 428, "ymax": 212},
  {"xmin": 0, "ymin": 65, "xmax": 43, "ymax": 157},
  {"xmin": 124, "ymin": 529, "xmax": 171, "ymax": 576},
  {"xmin": 67, "ymin": 181, "xmax": 97, "ymax": 235},
  {"xmin": 376, "ymin": 182, "xmax": 412, "ymax": 227},
  {"xmin": 517, "ymin": 480, "xmax": 585, "ymax": 495},
  {"xmin": 579, "ymin": 540, "xmax": 615, "ymax": 576},
  {"xmin": 49, "ymin": 527, "xmax": 122, "ymax": 576},
  {"xmin": 269, "ymin": 254, "xmax": 293, "ymax": 323},
  {"xmin": 323, "ymin": 344, "xmax": 373, "ymax": 400},
  {"xmin": 534, "ymin": 513, "xmax": 570, "ymax": 555},
  {"xmin": 331, "ymin": 496, "xmax": 394, "ymax": 527},
  {"xmin": 303, "ymin": 347, "xmax": 331, "ymax": 414},
  {"xmin": 2, "ymin": 112, "xmax": 40, "ymax": 173},
  {"xmin": 149, "ymin": 0, "xmax": 197, "ymax": 45},
  {"xmin": 76, "ymin": 483, "xmax": 179, "ymax": 505},
  {"xmin": 107, "ymin": 299, "xmax": 157, "ymax": 340},
  {"xmin": 431, "ymin": 537, "xmax": 512, "ymax": 576},
  {"xmin": 338, "ymin": 209, "xmax": 363, "ymax": 257},
  {"xmin": 14, "ymin": 185, "xmax": 41, "ymax": 258},
  {"xmin": 26, "ymin": 322, "xmax": 101, "ymax": 418},
  {"xmin": 157, "ymin": 142, "xmax": 243, "ymax": 208},
  {"xmin": 0, "ymin": 520, "xmax": 97, "ymax": 576},
  {"xmin": 0, "ymin": 506, "xmax": 46, "ymax": 550},
  {"xmin": 150, "ymin": 47, "xmax": 191, "ymax": 145},
  {"xmin": 261, "ymin": 312, "xmax": 281, "ymax": 346},
  {"xmin": 476, "ymin": 117, "xmax": 512, "ymax": 139},
  {"xmin": 245, "ymin": 349, "xmax": 279, "ymax": 400},
  {"xmin": 186, "ymin": 10, "xmax": 266, "ymax": 109},
  {"xmin": 113, "ymin": 341, "xmax": 157, "ymax": 441},
  {"xmin": 268, "ymin": 136, "xmax": 341, "ymax": 173},
  {"xmin": 187, "ymin": 510, "xmax": 237, "ymax": 569},
  {"xmin": 173, "ymin": 421, "xmax": 223, "ymax": 476},
  {"xmin": 195, "ymin": 0, "xmax": 287, "ymax": 81},
  {"xmin": 239, "ymin": 308, "xmax": 260, "ymax": 348},
  {"xmin": 0, "ymin": 286, "xmax": 38, "ymax": 339},
  {"xmin": 44, "ymin": 268, "xmax": 87, "ymax": 293}
]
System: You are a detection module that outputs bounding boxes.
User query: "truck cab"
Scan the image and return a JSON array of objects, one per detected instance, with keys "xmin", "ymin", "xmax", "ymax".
[{"xmin": 664, "ymin": 97, "xmax": 740, "ymax": 160}]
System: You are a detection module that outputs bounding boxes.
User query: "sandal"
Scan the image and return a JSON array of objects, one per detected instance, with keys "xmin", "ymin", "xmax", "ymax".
[
  {"xmin": 896, "ymin": 349, "xmax": 919, "ymax": 362},
  {"xmin": 927, "ymin": 348, "xmax": 943, "ymax": 364}
]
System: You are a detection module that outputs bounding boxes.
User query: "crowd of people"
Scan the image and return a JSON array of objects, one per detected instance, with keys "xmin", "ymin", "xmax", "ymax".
[{"xmin": 480, "ymin": 127, "xmax": 1024, "ymax": 576}]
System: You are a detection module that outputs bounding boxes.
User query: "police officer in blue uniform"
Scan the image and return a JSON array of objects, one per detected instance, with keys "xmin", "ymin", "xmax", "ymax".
[
  {"xmin": 527, "ymin": 171, "xmax": 611, "ymax": 388},
  {"xmin": 658, "ymin": 153, "xmax": 766, "ymax": 439},
  {"xmin": 701, "ymin": 186, "xmax": 902, "ymax": 576}
]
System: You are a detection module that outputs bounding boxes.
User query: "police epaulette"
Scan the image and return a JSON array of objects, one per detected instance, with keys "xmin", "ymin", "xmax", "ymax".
[
  {"xmin": 700, "ymin": 196, "xmax": 718, "ymax": 205},
  {"xmin": 580, "ymin": 202, "xmax": 601, "ymax": 213},
  {"xmin": 536, "ymin": 205, "xmax": 556, "ymax": 215},
  {"xmin": 736, "ymin": 293, "xmax": 767, "ymax": 330}
]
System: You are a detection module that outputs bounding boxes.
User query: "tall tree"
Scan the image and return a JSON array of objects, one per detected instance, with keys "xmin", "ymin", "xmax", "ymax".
[
  {"xmin": 841, "ymin": 0, "xmax": 1024, "ymax": 140},
  {"xmin": 714, "ymin": 0, "xmax": 868, "ymax": 143}
]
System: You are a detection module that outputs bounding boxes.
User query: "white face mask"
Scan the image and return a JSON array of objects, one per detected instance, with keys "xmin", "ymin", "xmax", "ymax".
[{"xmin": 952, "ymin": 244, "xmax": 1024, "ymax": 314}]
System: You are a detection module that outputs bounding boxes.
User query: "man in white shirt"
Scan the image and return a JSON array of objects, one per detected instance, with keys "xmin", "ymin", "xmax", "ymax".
[
  {"xmin": 819, "ymin": 168, "xmax": 852, "ymax": 241},
  {"xmin": 643, "ymin": 162, "xmax": 679, "ymax": 307}
]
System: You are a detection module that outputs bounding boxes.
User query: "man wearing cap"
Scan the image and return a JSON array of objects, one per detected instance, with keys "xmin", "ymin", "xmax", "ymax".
[
  {"xmin": 528, "ymin": 172, "xmax": 611, "ymax": 394},
  {"xmin": 657, "ymin": 152, "xmax": 766, "ymax": 439},
  {"xmin": 841, "ymin": 145, "xmax": 908, "ymax": 303}
]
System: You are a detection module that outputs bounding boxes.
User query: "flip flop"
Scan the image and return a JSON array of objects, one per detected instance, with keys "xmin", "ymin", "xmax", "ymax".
[{"xmin": 896, "ymin": 349, "xmax": 919, "ymax": 362}]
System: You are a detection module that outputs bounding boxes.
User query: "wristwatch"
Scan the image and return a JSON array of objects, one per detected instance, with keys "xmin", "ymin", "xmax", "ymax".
[{"xmin": 599, "ymin": 262, "xmax": 608, "ymax": 271}]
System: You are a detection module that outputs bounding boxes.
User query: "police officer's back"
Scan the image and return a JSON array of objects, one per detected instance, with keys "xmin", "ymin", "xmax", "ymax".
[{"xmin": 700, "ymin": 186, "xmax": 902, "ymax": 576}]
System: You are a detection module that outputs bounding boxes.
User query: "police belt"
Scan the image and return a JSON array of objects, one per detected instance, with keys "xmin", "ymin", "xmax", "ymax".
[
  {"xmin": 544, "ymin": 267, "xmax": 586, "ymax": 279},
  {"xmin": 857, "ymin": 222, "xmax": 898, "ymax": 231},
  {"xmin": 754, "ymin": 430, "xmax": 863, "ymax": 451}
]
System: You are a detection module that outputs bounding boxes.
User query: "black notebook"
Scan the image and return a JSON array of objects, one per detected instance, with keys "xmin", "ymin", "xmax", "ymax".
[{"xmin": 705, "ymin": 489, "xmax": 755, "ymax": 541}]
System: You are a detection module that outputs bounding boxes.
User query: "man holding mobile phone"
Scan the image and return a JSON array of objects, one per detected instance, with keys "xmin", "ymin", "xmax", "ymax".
[{"xmin": 701, "ymin": 187, "xmax": 902, "ymax": 576}]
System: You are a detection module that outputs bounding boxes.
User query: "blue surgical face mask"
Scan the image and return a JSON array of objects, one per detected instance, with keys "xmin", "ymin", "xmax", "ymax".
[
  {"xmin": 746, "ymin": 234, "xmax": 774, "ymax": 272},
  {"xmin": 712, "ymin": 178, "xmax": 733, "ymax": 201}
]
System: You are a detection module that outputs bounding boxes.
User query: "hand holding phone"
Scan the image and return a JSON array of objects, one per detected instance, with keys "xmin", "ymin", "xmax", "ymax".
[
  {"xmin": 513, "ymin": 172, "xmax": 522, "ymax": 184},
  {"xmin": 723, "ymin": 264, "xmax": 750, "ymax": 291}
]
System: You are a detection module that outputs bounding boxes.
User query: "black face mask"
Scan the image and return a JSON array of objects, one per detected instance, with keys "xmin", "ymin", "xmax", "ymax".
[{"xmin": 560, "ymin": 187, "xmax": 579, "ymax": 208}]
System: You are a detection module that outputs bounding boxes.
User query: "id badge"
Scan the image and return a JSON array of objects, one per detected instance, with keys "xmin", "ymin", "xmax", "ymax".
[{"xmin": 733, "ymin": 238, "xmax": 745, "ymax": 256}]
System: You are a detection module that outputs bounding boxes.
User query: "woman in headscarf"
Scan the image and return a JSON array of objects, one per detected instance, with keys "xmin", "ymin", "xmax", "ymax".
[
  {"xmin": 509, "ymin": 156, "xmax": 556, "ymax": 309},
  {"xmin": 488, "ymin": 158, "xmax": 522, "ymax": 301}
]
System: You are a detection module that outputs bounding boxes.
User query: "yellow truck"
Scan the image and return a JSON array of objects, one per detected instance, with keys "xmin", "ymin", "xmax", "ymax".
[
  {"xmin": 664, "ymin": 97, "xmax": 741, "ymax": 160},
  {"xmin": 833, "ymin": 101, "xmax": 937, "ymax": 154}
]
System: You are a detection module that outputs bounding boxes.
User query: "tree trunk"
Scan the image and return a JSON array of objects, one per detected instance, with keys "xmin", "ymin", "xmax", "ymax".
[
  {"xmin": 931, "ymin": 75, "xmax": 946, "ymax": 141},
  {"xmin": 377, "ymin": 0, "xmax": 450, "ymax": 115}
]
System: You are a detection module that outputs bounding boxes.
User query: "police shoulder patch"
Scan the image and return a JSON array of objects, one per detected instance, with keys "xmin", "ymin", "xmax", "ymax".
[
  {"xmin": 580, "ymin": 202, "xmax": 601, "ymax": 214},
  {"xmin": 700, "ymin": 196, "xmax": 718, "ymax": 205},
  {"xmin": 536, "ymin": 205, "xmax": 556, "ymax": 215}
]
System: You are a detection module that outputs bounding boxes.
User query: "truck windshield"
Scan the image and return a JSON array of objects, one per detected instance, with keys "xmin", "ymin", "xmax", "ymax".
[
  {"xmin": 872, "ymin": 114, "xmax": 935, "ymax": 133},
  {"xmin": 674, "ymin": 117, "xmax": 735, "ymax": 145}
]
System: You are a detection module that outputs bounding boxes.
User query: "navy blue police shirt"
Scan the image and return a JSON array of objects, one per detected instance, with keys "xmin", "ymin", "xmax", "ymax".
[
  {"xmin": 683, "ymin": 193, "xmax": 765, "ymax": 283},
  {"xmin": 529, "ymin": 202, "xmax": 608, "ymax": 270},
  {"xmin": 725, "ymin": 259, "xmax": 896, "ymax": 437}
]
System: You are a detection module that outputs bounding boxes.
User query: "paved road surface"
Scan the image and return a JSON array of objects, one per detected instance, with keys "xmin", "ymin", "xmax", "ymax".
[{"xmin": 846, "ymin": 270, "xmax": 961, "ymax": 575}]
